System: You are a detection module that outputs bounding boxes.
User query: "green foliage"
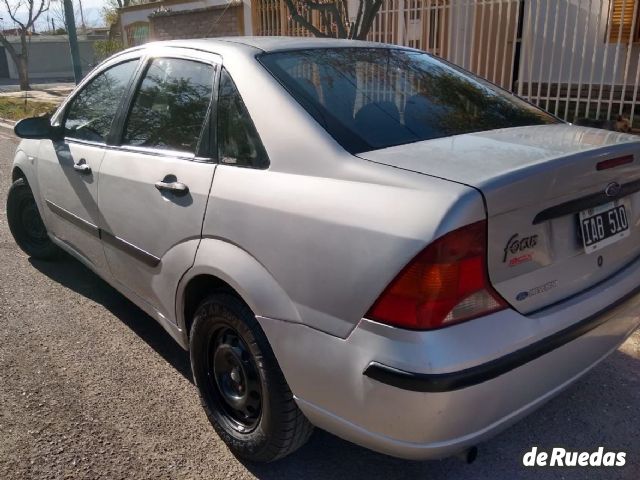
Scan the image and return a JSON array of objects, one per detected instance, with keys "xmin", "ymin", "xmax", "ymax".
[
  {"xmin": 102, "ymin": 5, "xmax": 120, "ymax": 27},
  {"xmin": 0, "ymin": 97, "xmax": 57, "ymax": 121},
  {"xmin": 102, "ymin": 0, "xmax": 143, "ymax": 27},
  {"xmin": 94, "ymin": 39, "xmax": 124, "ymax": 61}
]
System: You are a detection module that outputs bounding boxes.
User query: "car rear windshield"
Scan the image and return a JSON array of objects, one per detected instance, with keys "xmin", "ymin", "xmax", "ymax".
[{"xmin": 259, "ymin": 48, "xmax": 559, "ymax": 154}]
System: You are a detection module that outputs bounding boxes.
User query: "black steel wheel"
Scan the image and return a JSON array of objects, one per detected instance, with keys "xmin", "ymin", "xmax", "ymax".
[
  {"xmin": 209, "ymin": 325, "xmax": 262, "ymax": 433},
  {"xmin": 190, "ymin": 293, "xmax": 313, "ymax": 462},
  {"xmin": 6, "ymin": 178, "xmax": 59, "ymax": 260}
]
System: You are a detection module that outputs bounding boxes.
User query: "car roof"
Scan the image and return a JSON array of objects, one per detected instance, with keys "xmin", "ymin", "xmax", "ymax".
[{"xmin": 141, "ymin": 36, "xmax": 410, "ymax": 54}]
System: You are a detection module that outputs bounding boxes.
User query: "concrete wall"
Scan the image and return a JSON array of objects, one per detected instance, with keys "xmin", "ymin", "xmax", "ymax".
[{"xmin": 2, "ymin": 37, "xmax": 98, "ymax": 80}]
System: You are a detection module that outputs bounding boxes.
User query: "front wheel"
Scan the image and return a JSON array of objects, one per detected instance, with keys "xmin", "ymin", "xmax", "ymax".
[
  {"xmin": 190, "ymin": 293, "xmax": 313, "ymax": 462},
  {"xmin": 6, "ymin": 178, "xmax": 59, "ymax": 260}
]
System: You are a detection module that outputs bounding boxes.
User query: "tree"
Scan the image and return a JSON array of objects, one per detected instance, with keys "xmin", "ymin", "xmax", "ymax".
[
  {"xmin": 94, "ymin": 38, "xmax": 123, "ymax": 61},
  {"xmin": 282, "ymin": 0, "xmax": 383, "ymax": 40},
  {"xmin": 97, "ymin": 0, "xmax": 135, "ymax": 23},
  {"xmin": 102, "ymin": 0, "xmax": 140, "ymax": 33},
  {"xmin": 0, "ymin": 0, "xmax": 50, "ymax": 90}
]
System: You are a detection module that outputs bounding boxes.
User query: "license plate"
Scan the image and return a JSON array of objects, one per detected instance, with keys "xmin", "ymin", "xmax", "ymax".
[{"xmin": 579, "ymin": 200, "xmax": 630, "ymax": 254}]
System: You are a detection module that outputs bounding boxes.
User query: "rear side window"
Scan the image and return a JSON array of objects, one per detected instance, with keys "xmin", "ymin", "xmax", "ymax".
[
  {"xmin": 64, "ymin": 59, "xmax": 138, "ymax": 143},
  {"xmin": 123, "ymin": 58, "xmax": 214, "ymax": 154},
  {"xmin": 259, "ymin": 48, "xmax": 559, "ymax": 154},
  {"xmin": 216, "ymin": 68, "xmax": 269, "ymax": 168}
]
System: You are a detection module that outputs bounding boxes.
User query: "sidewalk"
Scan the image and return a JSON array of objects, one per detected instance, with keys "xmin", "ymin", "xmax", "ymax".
[
  {"xmin": 0, "ymin": 83, "xmax": 74, "ymax": 103},
  {"xmin": 0, "ymin": 77, "xmax": 74, "ymax": 88}
]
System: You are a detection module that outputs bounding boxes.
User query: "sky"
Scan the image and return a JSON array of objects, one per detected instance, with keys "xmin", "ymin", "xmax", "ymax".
[{"xmin": 1, "ymin": 0, "xmax": 108, "ymax": 31}]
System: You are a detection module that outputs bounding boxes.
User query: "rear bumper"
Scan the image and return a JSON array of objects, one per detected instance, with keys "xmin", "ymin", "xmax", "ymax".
[
  {"xmin": 363, "ymin": 282, "xmax": 640, "ymax": 394},
  {"xmin": 258, "ymin": 259, "xmax": 640, "ymax": 460}
]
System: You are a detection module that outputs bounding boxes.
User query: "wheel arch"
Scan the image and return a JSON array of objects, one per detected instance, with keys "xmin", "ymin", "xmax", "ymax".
[
  {"xmin": 11, "ymin": 146, "xmax": 35, "ymax": 180},
  {"xmin": 10, "ymin": 148, "xmax": 48, "ymax": 220},
  {"xmin": 176, "ymin": 238, "xmax": 301, "ymax": 340},
  {"xmin": 12, "ymin": 165, "xmax": 27, "ymax": 183},
  {"xmin": 181, "ymin": 274, "xmax": 238, "ymax": 338}
]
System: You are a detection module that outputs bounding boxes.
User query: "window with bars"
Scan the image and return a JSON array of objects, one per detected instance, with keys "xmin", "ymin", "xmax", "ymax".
[{"xmin": 608, "ymin": 0, "xmax": 640, "ymax": 43}]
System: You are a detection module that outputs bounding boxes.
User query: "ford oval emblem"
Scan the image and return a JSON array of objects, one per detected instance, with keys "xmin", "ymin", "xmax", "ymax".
[
  {"xmin": 516, "ymin": 291, "xmax": 529, "ymax": 301},
  {"xmin": 605, "ymin": 182, "xmax": 622, "ymax": 198}
]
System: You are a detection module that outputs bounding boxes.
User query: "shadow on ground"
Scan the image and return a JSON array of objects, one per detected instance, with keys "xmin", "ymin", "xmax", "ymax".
[{"xmin": 29, "ymin": 253, "xmax": 193, "ymax": 382}]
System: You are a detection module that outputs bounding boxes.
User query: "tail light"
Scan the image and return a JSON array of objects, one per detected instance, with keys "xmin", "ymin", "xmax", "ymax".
[{"xmin": 366, "ymin": 220, "xmax": 507, "ymax": 330}]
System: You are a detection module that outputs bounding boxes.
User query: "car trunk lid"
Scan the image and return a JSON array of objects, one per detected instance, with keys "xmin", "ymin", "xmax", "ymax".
[{"xmin": 358, "ymin": 124, "xmax": 640, "ymax": 313}]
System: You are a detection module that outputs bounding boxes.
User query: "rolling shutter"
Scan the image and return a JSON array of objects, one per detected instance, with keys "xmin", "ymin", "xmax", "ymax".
[{"xmin": 609, "ymin": 0, "xmax": 639, "ymax": 43}]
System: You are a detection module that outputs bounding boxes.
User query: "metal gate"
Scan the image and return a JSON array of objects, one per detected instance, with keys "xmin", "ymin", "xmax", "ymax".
[{"xmin": 253, "ymin": 0, "xmax": 640, "ymax": 127}]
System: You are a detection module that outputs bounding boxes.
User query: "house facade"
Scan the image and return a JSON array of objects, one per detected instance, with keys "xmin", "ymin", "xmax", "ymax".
[{"xmin": 118, "ymin": 0, "xmax": 252, "ymax": 45}]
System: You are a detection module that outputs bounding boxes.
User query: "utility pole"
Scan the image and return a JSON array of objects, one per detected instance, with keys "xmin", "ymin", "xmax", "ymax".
[{"xmin": 63, "ymin": 0, "xmax": 82, "ymax": 83}]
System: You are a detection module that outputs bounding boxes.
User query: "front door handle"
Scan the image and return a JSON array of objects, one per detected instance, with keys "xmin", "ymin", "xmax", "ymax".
[
  {"xmin": 73, "ymin": 159, "xmax": 91, "ymax": 174},
  {"xmin": 155, "ymin": 180, "xmax": 189, "ymax": 196}
]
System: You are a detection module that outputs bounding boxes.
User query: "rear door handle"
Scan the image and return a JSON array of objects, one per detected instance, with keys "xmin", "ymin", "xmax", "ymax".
[
  {"xmin": 73, "ymin": 159, "xmax": 91, "ymax": 174},
  {"xmin": 155, "ymin": 180, "xmax": 189, "ymax": 196}
]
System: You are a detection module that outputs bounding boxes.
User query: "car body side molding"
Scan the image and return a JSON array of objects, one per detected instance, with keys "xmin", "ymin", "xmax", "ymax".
[
  {"xmin": 100, "ymin": 230, "xmax": 161, "ymax": 268},
  {"xmin": 46, "ymin": 199, "xmax": 160, "ymax": 267},
  {"xmin": 46, "ymin": 199, "xmax": 100, "ymax": 237}
]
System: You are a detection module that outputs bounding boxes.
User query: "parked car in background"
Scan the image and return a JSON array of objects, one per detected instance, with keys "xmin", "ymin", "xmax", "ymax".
[{"xmin": 7, "ymin": 37, "xmax": 640, "ymax": 462}]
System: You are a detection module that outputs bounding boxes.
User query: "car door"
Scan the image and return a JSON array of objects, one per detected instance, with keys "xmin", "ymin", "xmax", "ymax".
[
  {"xmin": 38, "ymin": 56, "xmax": 140, "ymax": 271},
  {"xmin": 98, "ymin": 52, "xmax": 218, "ymax": 318}
]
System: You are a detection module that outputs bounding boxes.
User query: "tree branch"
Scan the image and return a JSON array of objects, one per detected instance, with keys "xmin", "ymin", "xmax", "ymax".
[
  {"xmin": 28, "ymin": 0, "xmax": 34, "ymax": 30},
  {"xmin": 284, "ymin": 0, "xmax": 379, "ymax": 40},
  {"xmin": 331, "ymin": 1, "xmax": 347, "ymax": 38},
  {"xmin": 319, "ymin": 7, "xmax": 330, "ymax": 36},
  {"xmin": 282, "ymin": 0, "xmax": 332, "ymax": 38},
  {"xmin": 3, "ymin": 0, "xmax": 27, "ymax": 29},
  {"xmin": 30, "ymin": 0, "xmax": 50, "ymax": 28},
  {"xmin": 2, "ymin": 0, "xmax": 50, "ymax": 30},
  {"xmin": 0, "ymin": 32, "xmax": 18, "ymax": 59},
  {"xmin": 350, "ymin": 0, "xmax": 364, "ymax": 39},
  {"xmin": 355, "ymin": 0, "xmax": 382, "ymax": 40},
  {"xmin": 300, "ymin": 0, "xmax": 347, "ymax": 38}
]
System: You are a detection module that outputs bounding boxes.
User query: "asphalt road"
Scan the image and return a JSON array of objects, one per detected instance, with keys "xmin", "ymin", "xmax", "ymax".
[{"xmin": 0, "ymin": 128, "xmax": 638, "ymax": 480}]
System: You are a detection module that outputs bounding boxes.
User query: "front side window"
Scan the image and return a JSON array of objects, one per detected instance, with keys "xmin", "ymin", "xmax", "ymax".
[
  {"xmin": 217, "ymin": 68, "xmax": 269, "ymax": 168},
  {"xmin": 123, "ymin": 58, "xmax": 215, "ymax": 154},
  {"xmin": 64, "ymin": 59, "xmax": 138, "ymax": 143},
  {"xmin": 259, "ymin": 48, "xmax": 559, "ymax": 154}
]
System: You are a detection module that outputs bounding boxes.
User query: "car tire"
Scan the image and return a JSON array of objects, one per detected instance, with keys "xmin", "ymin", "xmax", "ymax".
[
  {"xmin": 6, "ymin": 178, "xmax": 59, "ymax": 260},
  {"xmin": 190, "ymin": 293, "xmax": 313, "ymax": 462}
]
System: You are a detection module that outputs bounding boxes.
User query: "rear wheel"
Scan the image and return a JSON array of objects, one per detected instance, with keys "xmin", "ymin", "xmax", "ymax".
[
  {"xmin": 6, "ymin": 178, "xmax": 59, "ymax": 260},
  {"xmin": 190, "ymin": 293, "xmax": 313, "ymax": 462}
]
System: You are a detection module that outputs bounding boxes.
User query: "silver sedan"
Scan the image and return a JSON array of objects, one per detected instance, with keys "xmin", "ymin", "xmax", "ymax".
[{"xmin": 7, "ymin": 37, "xmax": 640, "ymax": 462}]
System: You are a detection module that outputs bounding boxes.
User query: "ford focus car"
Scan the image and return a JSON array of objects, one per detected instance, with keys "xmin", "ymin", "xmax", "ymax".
[{"xmin": 7, "ymin": 37, "xmax": 640, "ymax": 462}]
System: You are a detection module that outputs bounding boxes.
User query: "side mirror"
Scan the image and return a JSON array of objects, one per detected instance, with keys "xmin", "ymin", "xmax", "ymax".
[{"xmin": 14, "ymin": 116, "xmax": 62, "ymax": 140}]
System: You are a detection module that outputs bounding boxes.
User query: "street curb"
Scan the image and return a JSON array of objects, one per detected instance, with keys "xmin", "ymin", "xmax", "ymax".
[{"xmin": 0, "ymin": 119, "xmax": 16, "ymax": 131}]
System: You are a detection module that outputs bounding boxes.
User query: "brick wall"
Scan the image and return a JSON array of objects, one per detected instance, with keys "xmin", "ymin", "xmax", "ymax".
[{"xmin": 149, "ymin": 5, "xmax": 244, "ymax": 41}]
